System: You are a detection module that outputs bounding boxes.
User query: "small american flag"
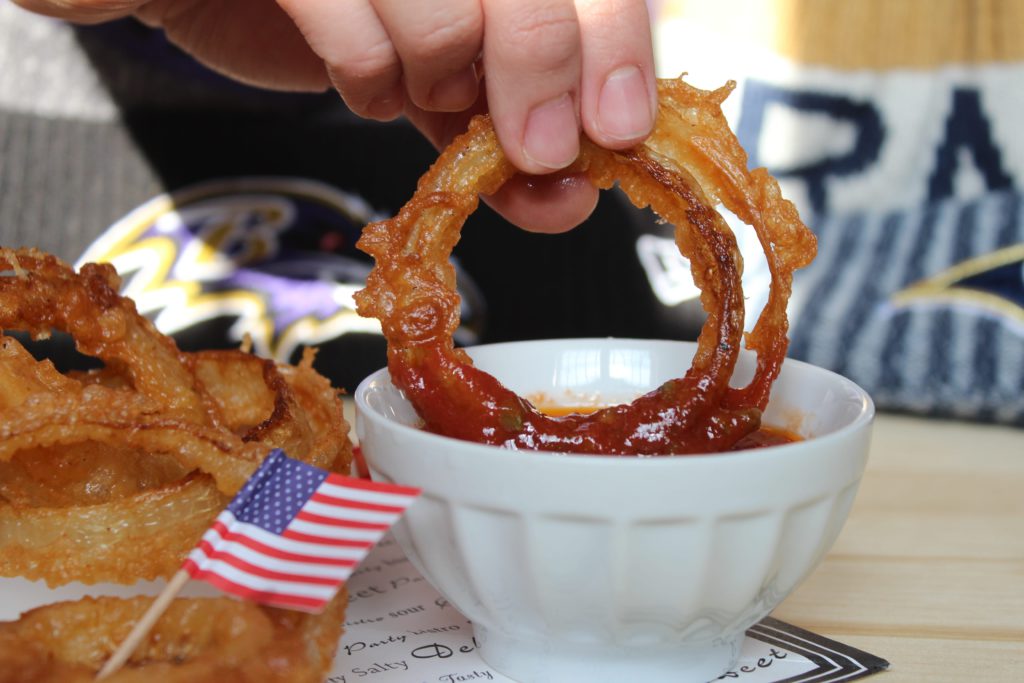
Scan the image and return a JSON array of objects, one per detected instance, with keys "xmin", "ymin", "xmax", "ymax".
[{"xmin": 183, "ymin": 449, "xmax": 419, "ymax": 612}]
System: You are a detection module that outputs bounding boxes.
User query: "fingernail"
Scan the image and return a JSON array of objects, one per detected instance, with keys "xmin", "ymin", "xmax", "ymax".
[
  {"xmin": 366, "ymin": 86, "xmax": 404, "ymax": 120},
  {"xmin": 522, "ymin": 93, "xmax": 579, "ymax": 171},
  {"xmin": 428, "ymin": 66, "xmax": 480, "ymax": 111},
  {"xmin": 597, "ymin": 65, "xmax": 653, "ymax": 142}
]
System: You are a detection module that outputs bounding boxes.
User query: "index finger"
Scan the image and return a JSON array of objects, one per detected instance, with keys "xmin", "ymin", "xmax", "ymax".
[{"xmin": 481, "ymin": 0, "xmax": 583, "ymax": 175}]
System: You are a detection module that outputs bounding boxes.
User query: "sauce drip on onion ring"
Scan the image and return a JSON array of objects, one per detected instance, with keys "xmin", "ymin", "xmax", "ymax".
[{"xmin": 356, "ymin": 77, "xmax": 816, "ymax": 455}]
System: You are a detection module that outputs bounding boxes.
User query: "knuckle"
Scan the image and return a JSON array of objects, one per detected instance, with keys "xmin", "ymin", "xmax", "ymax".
[
  {"xmin": 330, "ymin": 38, "xmax": 399, "ymax": 87},
  {"xmin": 577, "ymin": 0, "xmax": 636, "ymax": 23},
  {"xmin": 341, "ymin": 87, "xmax": 403, "ymax": 120},
  {"xmin": 405, "ymin": 12, "xmax": 482, "ymax": 61},
  {"xmin": 329, "ymin": 45, "xmax": 403, "ymax": 117},
  {"xmin": 501, "ymin": 6, "xmax": 579, "ymax": 68}
]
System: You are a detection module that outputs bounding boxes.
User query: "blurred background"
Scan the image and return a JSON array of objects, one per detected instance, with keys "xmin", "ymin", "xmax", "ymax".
[{"xmin": 0, "ymin": 0, "xmax": 1021, "ymax": 425}]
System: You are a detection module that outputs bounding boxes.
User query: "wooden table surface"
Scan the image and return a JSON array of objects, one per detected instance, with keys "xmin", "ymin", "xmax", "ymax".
[{"xmin": 770, "ymin": 413, "xmax": 1024, "ymax": 680}]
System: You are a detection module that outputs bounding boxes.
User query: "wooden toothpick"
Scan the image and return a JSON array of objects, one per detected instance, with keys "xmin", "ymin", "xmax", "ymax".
[{"xmin": 95, "ymin": 569, "xmax": 191, "ymax": 680}]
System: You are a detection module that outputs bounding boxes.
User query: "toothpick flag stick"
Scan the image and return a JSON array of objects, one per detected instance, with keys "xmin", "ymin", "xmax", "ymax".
[{"xmin": 95, "ymin": 569, "xmax": 190, "ymax": 680}]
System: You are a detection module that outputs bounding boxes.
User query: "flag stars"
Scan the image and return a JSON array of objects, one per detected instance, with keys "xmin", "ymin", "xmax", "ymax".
[{"xmin": 230, "ymin": 450, "xmax": 328, "ymax": 533}]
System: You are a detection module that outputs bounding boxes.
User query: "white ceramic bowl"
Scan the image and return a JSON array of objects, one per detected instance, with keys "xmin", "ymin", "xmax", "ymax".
[{"xmin": 355, "ymin": 339, "xmax": 874, "ymax": 683}]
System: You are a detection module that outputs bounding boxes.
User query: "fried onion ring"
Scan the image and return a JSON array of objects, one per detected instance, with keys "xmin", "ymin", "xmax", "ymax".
[
  {"xmin": 355, "ymin": 77, "xmax": 816, "ymax": 454},
  {"xmin": 0, "ymin": 249, "xmax": 352, "ymax": 587},
  {"xmin": 0, "ymin": 474, "xmax": 224, "ymax": 585},
  {"xmin": 0, "ymin": 248, "xmax": 353, "ymax": 679},
  {"xmin": 0, "ymin": 592, "xmax": 347, "ymax": 682},
  {"xmin": 0, "ymin": 341, "xmax": 351, "ymax": 585},
  {"xmin": 0, "ymin": 249, "xmax": 211, "ymax": 423},
  {"xmin": 0, "ymin": 253, "xmax": 348, "ymax": 494}
]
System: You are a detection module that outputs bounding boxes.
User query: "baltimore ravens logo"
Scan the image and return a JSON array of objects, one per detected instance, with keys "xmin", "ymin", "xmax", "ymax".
[
  {"xmin": 892, "ymin": 243, "xmax": 1024, "ymax": 327},
  {"xmin": 78, "ymin": 177, "xmax": 485, "ymax": 389}
]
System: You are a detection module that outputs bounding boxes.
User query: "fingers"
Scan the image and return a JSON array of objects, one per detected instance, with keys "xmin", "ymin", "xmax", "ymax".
[
  {"xmin": 405, "ymin": 102, "xmax": 598, "ymax": 234},
  {"xmin": 139, "ymin": 0, "xmax": 331, "ymax": 92},
  {"xmin": 278, "ymin": 0, "xmax": 405, "ymax": 120},
  {"xmin": 470, "ymin": 0, "xmax": 654, "ymax": 231},
  {"xmin": 279, "ymin": 0, "xmax": 653, "ymax": 233},
  {"xmin": 481, "ymin": 0, "xmax": 655, "ymax": 174},
  {"xmin": 280, "ymin": 0, "xmax": 485, "ymax": 121},
  {"xmin": 576, "ymin": 0, "xmax": 657, "ymax": 149},
  {"xmin": 282, "ymin": 0, "xmax": 654, "ymax": 164},
  {"xmin": 481, "ymin": 0, "xmax": 583, "ymax": 174},
  {"xmin": 372, "ymin": 0, "xmax": 483, "ymax": 113},
  {"xmin": 484, "ymin": 173, "xmax": 599, "ymax": 234}
]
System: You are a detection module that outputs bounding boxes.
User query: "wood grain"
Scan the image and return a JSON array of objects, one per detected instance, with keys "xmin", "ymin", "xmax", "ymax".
[{"xmin": 772, "ymin": 413, "xmax": 1024, "ymax": 680}]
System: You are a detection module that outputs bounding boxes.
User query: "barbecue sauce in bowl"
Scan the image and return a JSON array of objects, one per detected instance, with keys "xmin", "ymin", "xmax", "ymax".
[{"xmin": 536, "ymin": 403, "xmax": 800, "ymax": 451}]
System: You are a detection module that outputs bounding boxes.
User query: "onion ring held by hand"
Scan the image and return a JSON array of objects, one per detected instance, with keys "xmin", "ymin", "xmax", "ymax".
[{"xmin": 355, "ymin": 77, "xmax": 816, "ymax": 454}]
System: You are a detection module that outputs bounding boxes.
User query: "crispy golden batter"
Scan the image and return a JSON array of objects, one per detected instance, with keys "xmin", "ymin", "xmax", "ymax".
[
  {"xmin": 0, "ymin": 593, "xmax": 347, "ymax": 683},
  {"xmin": 356, "ymin": 77, "xmax": 816, "ymax": 454},
  {"xmin": 0, "ymin": 248, "xmax": 352, "ymax": 679}
]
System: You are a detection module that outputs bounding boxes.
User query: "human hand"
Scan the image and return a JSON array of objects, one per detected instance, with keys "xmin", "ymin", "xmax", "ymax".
[{"xmin": 13, "ymin": 0, "xmax": 657, "ymax": 233}]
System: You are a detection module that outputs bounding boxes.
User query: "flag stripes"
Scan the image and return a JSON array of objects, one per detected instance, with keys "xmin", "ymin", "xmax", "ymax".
[
  {"xmin": 184, "ymin": 450, "xmax": 419, "ymax": 613},
  {"xmin": 182, "ymin": 559, "xmax": 332, "ymax": 611},
  {"xmin": 193, "ymin": 538, "xmax": 352, "ymax": 581},
  {"xmin": 205, "ymin": 520, "xmax": 361, "ymax": 566}
]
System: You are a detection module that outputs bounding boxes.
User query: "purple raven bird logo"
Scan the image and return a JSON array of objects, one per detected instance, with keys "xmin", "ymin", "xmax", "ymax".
[{"xmin": 78, "ymin": 177, "xmax": 485, "ymax": 375}]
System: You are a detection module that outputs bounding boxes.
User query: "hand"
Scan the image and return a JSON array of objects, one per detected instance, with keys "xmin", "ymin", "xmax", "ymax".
[{"xmin": 13, "ymin": 0, "xmax": 657, "ymax": 233}]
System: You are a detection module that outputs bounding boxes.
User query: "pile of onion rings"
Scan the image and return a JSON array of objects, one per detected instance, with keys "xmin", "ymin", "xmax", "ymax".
[
  {"xmin": 356, "ymin": 77, "xmax": 816, "ymax": 454},
  {"xmin": 0, "ymin": 248, "xmax": 351, "ymax": 680}
]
